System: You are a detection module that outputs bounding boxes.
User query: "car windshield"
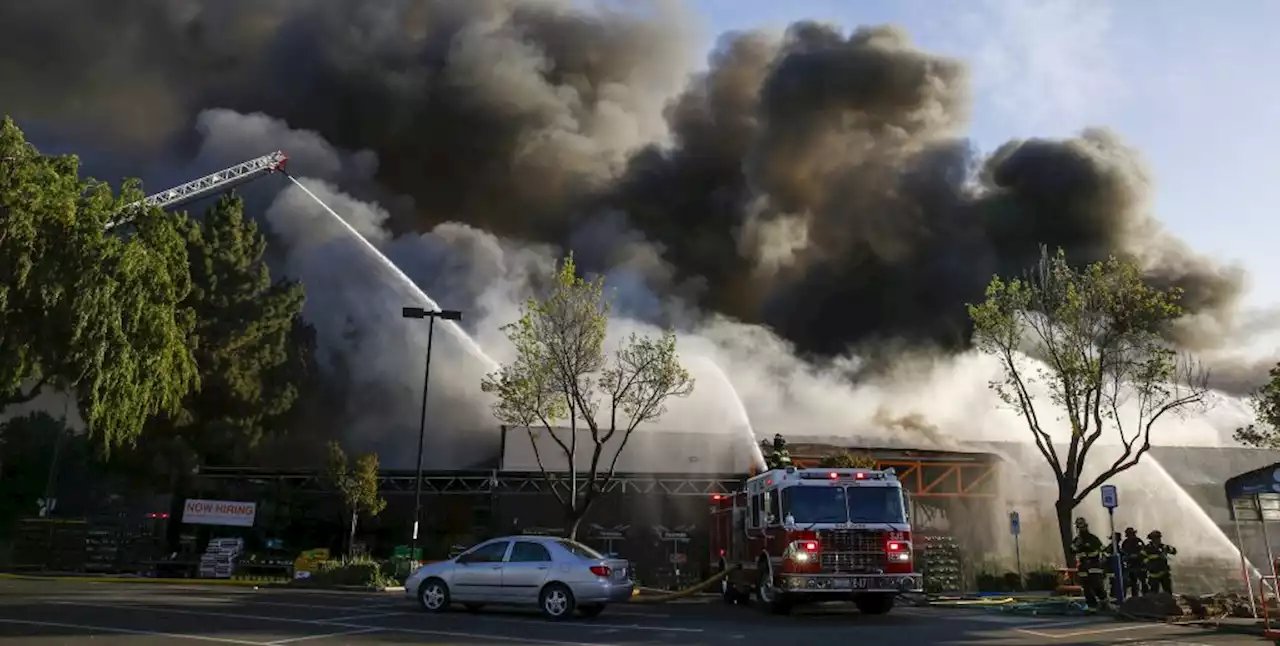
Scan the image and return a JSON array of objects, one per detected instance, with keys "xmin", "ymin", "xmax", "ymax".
[
  {"xmin": 784, "ymin": 486, "xmax": 906, "ymax": 524},
  {"xmin": 556, "ymin": 539, "xmax": 604, "ymax": 560}
]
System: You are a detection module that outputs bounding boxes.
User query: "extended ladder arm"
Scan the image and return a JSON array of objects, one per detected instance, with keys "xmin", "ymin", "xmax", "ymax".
[{"xmin": 107, "ymin": 151, "xmax": 288, "ymax": 229}]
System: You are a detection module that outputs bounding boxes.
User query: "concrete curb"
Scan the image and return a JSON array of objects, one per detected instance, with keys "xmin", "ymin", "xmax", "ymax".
[
  {"xmin": 0, "ymin": 573, "xmax": 270, "ymax": 587},
  {"xmin": 0, "ymin": 573, "xmax": 404, "ymax": 593}
]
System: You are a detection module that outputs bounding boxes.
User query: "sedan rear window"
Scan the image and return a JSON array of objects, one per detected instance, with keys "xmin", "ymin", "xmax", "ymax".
[{"xmin": 555, "ymin": 539, "xmax": 603, "ymax": 560}]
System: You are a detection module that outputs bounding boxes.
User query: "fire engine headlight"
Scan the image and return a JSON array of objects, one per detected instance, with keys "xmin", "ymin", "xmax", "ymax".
[
  {"xmin": 786, "ymin": 540, "xmax": 820, "ymax": 562},
  {"xmin": 888, "ymin": 551, "xmax": 910, "ymax": 563}
]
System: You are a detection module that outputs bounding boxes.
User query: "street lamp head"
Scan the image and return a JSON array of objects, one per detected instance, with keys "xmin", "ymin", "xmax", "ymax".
[{"xmin": 402, "ymin": 306, "xmax": 463, "ymax": 321}]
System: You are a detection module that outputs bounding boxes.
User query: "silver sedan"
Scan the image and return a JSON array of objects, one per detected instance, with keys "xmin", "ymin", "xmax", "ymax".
[{"xmin": 404, "ymin": 536, "xmax": 634, "ymax": 620}]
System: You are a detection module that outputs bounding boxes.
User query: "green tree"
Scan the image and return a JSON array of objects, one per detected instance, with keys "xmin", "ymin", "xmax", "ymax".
[
  {"xmin": 148, "ymin": 194, "xmax": 308, "ymax": 467},
  {"xmin": 1236, "ymin": 365, "xmax": 1280, "ymax": 448},
  {"xmin": 818, "ymin": 451, "xmax": 877, "ymax": 469},
  {"xmin": 482, "ymin": 254, "xmax": 695, "ymax": 539},
  {"xmin": 967, "ymin": 247, "xmax": 1208, "ymax": 564},
  {"xmin": 326, "ymin": 441, "xmax": 387, "ymax": 557},
  {"xmin": 0, "ymin": 116, "xmax": 196, "ymax": 452}
]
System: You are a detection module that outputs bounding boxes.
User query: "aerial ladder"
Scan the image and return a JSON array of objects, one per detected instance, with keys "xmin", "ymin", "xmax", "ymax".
[{"xmin": 107, "ymin": 151, "xmax": 289, "ymax": 229}]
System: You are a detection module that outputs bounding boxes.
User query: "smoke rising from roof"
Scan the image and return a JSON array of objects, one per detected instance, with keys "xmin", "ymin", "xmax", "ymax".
[{"xmin": 0, "ymin": 0, "xmax": 1267, "ymax": 464}]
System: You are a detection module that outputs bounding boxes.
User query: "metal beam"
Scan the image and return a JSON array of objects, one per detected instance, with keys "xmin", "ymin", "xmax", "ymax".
[{"xmin": 194, "ymin": 468, "xmax": 740, "ymax": 497}]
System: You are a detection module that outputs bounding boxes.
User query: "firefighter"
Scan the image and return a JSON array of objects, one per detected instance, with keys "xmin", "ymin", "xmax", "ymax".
[
  {"xmin": 765, "ymin": 434, "xmax": 792, "ymax": 469},
  {"xmin": 1120, "ymin": 527, "xmax": 1147, "ymax": 597},
  {"xmin": 1072, "ymin": 517, "xmax": 1107, "ymax": 610},
  {"xmin": 1143, "ymin": 530, "xmax": 1178, "ymax": 594}
]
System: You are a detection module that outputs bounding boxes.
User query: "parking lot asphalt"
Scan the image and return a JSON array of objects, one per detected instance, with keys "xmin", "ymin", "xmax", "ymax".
[{"xmin": 0, "ymin": 578, "xmax": 1263, "ymax": 645}]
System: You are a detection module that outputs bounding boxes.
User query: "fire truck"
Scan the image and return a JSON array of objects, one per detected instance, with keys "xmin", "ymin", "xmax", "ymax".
[{"xmin": 709, "ymin": 466, "xmax": 921, "ymax": 615}]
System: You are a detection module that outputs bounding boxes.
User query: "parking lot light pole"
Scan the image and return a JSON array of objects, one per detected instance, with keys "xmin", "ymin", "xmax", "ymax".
[{"xmin": 401, "ymin": 306, "xmax": 463, "ymax": 563}]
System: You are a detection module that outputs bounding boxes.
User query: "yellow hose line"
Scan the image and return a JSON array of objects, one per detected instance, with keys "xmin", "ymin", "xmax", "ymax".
[{"xmin": 629, "ymin": 569, "xmax": 729, "ymax": 604}]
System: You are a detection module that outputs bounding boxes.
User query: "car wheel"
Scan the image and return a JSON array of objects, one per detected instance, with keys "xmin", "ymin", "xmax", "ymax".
[
  {"xmin": 463, "ymin": 603, "xmax": 485, "ymax": 613},
  {"xmin": 418, "ymin": 578, "xmax": 450, "ymax": 613},
  {"xmin": 539, "ymin": 583, "xmax": 577, "ymax": 621},
  {"xmin": 578, "ymin": 604, "xmax": 605, "ymax": 618}
]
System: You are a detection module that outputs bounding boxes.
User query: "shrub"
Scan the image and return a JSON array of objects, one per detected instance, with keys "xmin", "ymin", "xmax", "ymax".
[
  {"xmin": 975, "ymin": 566, "xmax": 1060, "ymax": 592},
  {"xmin": 302, "ymin": 557, "xmax": 398, "ymax": 589}
]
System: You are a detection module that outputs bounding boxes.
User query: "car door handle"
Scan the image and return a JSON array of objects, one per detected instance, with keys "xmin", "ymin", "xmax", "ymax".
[{"xmin": 535, "ymin": 566, "xmax": 549, "ymax": 570}]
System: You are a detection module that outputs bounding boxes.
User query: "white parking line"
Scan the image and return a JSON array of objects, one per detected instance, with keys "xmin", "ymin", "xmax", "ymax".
[
  {"xmin": 47, "ymin": 601, "xmax": 623, "ymax": 646},
  {"xmin": 1014, "ymin": 623, "xmax": 1163, "ymax": 639},
  {"xmin": 265, "ymin": 627, "xmax": 383, "ymax": 644},
  {"xmin": 327, "ymin": 611, "xmax": 411, "ymax": 621},
  {"xmin": 469, "ymin": 613, "xmax": 703, "ymax": 633},
  {"xmin": 0, "ymin": 617, "xmax": 261, "ymax": 644}
]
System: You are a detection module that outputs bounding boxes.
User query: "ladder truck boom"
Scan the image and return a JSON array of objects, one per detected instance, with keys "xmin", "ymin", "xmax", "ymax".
[{"xmin": 107, "ymin": 151, "xmax": 288, "ymax": 229}]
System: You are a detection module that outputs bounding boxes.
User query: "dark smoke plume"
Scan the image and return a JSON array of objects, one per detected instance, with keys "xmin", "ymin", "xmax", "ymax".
[{"xmin": 0, "ymin": 0, "xmax": 1262, "ymax": 417}]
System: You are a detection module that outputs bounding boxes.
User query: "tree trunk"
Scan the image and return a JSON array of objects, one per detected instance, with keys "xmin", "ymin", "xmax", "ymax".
[
  {"xmin": 565, "ymin": 506, "xmax": 587, "ymax": 541},
  {"xmin": 348, "ymin": 510, "xmax": 358, "ymax": 558},
  {"xmin": 1055, "ymin": 497, "xmax": 1076, "ymax": 568}
]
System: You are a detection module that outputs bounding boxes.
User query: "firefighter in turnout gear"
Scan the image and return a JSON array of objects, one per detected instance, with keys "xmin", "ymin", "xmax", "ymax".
[
  {"xmin": 1143, "ymin": 530, "xmax": 1177, "ymax": 594},
  {"xmin": 764, "ymin": 434, "xmax": 792, "ymax": 469},
  {"xmin": 1072, "ymin": 518, "xmax": 1108, "ymax": 609},
  {"xmin": 1120, "ymin": 527, "xmax": 1148, "ymax": 597}
]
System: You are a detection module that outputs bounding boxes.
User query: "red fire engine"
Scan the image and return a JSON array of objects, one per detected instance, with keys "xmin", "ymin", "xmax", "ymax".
[{"xmin": 710, "ymin": 466, "xmax": 921, "ymax": 615}]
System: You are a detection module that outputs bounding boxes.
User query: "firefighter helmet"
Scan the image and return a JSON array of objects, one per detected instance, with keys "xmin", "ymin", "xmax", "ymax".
[
  {"xmin": 1148, "ymin": 530, "xmax": 1162, "ymax": 540},
  {"xmin": 1074, "ymin": 517, "xmax": 1089, "ymax": 530},
  {"xmin": 1124, "ymin": 527, "xmax": 1136, "ymax": 536}
]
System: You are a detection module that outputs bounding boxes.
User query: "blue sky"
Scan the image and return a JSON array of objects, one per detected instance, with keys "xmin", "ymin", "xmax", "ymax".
[{"xmin": 689, "ymin": 0, "xmax": 1280, "ymax": 311}]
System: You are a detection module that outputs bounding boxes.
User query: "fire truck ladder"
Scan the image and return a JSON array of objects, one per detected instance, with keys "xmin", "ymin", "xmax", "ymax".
[{"xmin": 107, "ymin": 151, "xmax": 289, "ymax": 229}]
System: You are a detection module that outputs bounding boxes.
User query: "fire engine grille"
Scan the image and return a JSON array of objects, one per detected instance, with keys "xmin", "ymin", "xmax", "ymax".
[{"xmin": 818, "ymin": 530, "xmax": 887, "ymax": 573}]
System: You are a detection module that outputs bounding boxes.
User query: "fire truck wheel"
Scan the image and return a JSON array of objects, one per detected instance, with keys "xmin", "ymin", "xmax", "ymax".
[
  {"xmin": 755, "ymin": 563, "xmax": 792, "ymax": 615},
  {"xmin": 539, "ymin": 582, "xmax": 577, "ymax": 620},
  {"xmin": 855, "ymin": 593, "xmax": 896, "ymax": 615}
]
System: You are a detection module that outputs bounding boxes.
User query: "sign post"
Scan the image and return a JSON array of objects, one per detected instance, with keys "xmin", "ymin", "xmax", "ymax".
[
  {"xmin": 1100, "ymin": 485, "xmax": 1123, "ymax": 604},
  {"xmin": 1009, "ymin": 511, "xmax": 1023, "ymax": 589}
]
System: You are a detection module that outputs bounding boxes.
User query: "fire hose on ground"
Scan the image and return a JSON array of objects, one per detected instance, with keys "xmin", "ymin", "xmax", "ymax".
[{"xmin": 628, "ymin": 569, "xmax": 730, "ymax": 604}]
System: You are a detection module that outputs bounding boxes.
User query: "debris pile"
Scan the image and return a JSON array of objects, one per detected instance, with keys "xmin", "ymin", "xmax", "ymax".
[
  {"xmin": 1184, "ymin": 593, "xmax": 1256, "ymax": 618},
  {"xmin": 1119, "ymin": 592, "xmax": 1183, "ymax": 618}
]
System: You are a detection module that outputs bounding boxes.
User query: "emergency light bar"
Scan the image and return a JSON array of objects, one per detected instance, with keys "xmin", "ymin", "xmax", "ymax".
[{"xmin": 797, "ymin": 469, "xmax": 889, "ymax": 480}]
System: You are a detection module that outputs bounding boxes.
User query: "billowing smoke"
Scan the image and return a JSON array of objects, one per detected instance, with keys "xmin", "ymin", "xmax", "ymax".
[{"xmin": 0, "ymin": 0, "xmax": 1265, "ymax": 466}]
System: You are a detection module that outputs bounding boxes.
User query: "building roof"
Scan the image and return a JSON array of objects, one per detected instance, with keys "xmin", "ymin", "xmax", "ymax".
[{"xmin": 498, "ymin": 426, "xmax": 758, "ymax": 475}]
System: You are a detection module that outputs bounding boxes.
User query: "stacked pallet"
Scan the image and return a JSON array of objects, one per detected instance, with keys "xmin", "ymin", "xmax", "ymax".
[
  {"xmin": 199, "ymin": 538, "xmax": 244, "ymax": 579},
  {"xmin": 920, "ymin": 534, "xmax": 963, "ymax": 593}
]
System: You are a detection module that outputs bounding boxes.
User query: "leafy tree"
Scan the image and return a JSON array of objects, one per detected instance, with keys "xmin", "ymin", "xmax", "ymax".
[
  {"xmin": 0, "ymin": 116, "xmax": 196, "ymax": 452},
  {"xmin": 818, "ymin": 451, "xmax": 877, "ymax": 469},
  {"xmin": 482, "ymin": 254, "xmax": 695, "ymax": 539},
  {"xmin": 326, "ymin": 441, "xmax": 386, "ymax": 556},
  {"xmin": 1235, "ymin": 365, "xmax": 1280, "ymax": 449},
  {"xmin": 138, "ymin": 194, "xmax": 309, "ymax": 470},
  {"xmin": 967, "ymin": 247, "xmax": 1208, "ymax": 563}
]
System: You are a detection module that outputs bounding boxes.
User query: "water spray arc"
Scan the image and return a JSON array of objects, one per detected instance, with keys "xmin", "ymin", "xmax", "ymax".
[
  {"xmin": 283, "ymin": 174, "xmax": 500, "ymax": 373},
  {"xmin": 698, "ymin": 358, "xmax": 767, "ymax": 471},
  {"xmin": 1141, "ymin": 455, "xmax": 1267, "ymax": 586},
  {"xmin": 120, "ymin": 153, "xmax": 500, "ymax": 373}
]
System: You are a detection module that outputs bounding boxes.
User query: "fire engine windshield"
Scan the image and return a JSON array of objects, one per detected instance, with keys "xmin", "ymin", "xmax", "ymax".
[{"xmin": 783, "ymin": 486, "xmax": 907, "ymax": 525}]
